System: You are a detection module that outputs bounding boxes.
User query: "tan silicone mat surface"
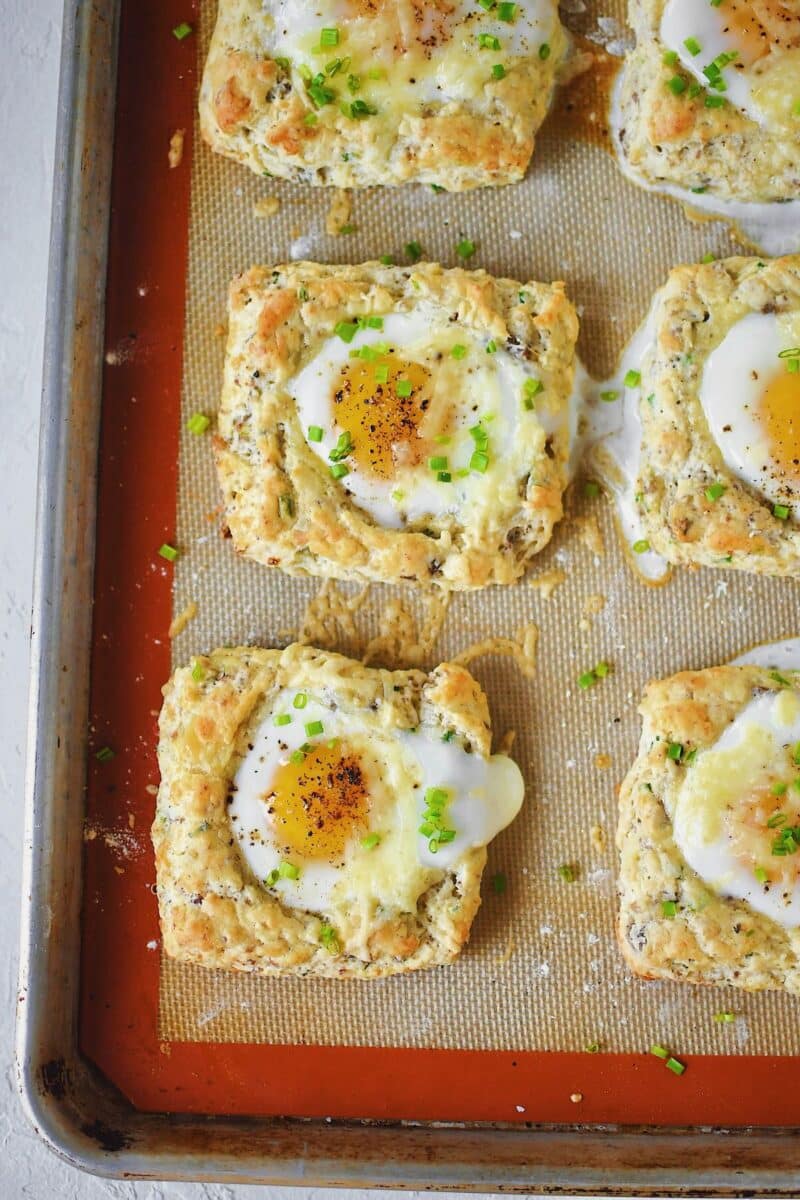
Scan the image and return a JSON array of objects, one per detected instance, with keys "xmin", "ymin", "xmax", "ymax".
[{"xmin": 160, "ymin": 0, "xmax": 800, "ymax": 1054}]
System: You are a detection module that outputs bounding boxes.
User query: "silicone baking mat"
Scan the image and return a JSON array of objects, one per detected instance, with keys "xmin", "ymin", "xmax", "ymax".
[{"xmin": 80, "ymin": 0, "xmax": 800, "ymax": 1123}]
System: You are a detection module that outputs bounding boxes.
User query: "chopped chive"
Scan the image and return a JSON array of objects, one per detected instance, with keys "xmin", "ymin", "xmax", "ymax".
[
  {"xmin": 600, "ymin": 389, "xmax": 619, "ymax": 402},
  {"xmin": 330, "ymin": 463, "xmax": 350, "ymax": 480},
  {"xmin": 328, "ymin": 430, "xmax": 353, "ymax": 461},
  {"xmin": 172, "ymin": 21, "xmax": 193, "ymax": 40},
  {"xmin": 651, "ymin": 1044, "xmax": 669, "ymax": 1059},
  {"xmin": 470, "ymin": 450, "xmax": 490, "ymax": 473},
  {"xmin": 624, "ymin": 369, "xmax": 641, "ymax": 388},
  {"xmin": 754, "ymin": 866, "xmax": 769, "ymax": 884},
  {"xmin": 191, "ymin": 659, "xmax": 205, "ymax": 683},
  {"xmin": 714, "ymin": 1011, "xmax": 736, "ymax": 1023},
  {"xmin": 705, "ymin": 482, "xmax": 726, "ymax": 501},
  {"xmin": 273, "ymin": 713, "xmax": 291, "ymax": 727},
  {"xmin": 334, "ymin": 320, "xmax": 359, "ymax": 343},
  {"xmin": 585, "ymin": 1041, "xmax": 600, "ymax": 1053},
  {"xmin": 308, "ymin": 425, "xmax": 324, "ymax": 442},
  {"xmin": 397, "ymin": 379, "xmax": 412, "ymax": 397},
  {"xmin": 667, "ymin": 75, "xmax": 687, "ymax": 95},
  {"xmin": 700, "ymin": 252, "xmax": 716, "ymax": 264},
  {"xmin": 95, "ymin": 746, "xmax": 115, "ymax": 763},
  {"xmin": 632, "ymin": 538, "xmax": 650, "ymax": 554},
  {"xmin": 319, "ymin": 922, "xmax": 338, "ymax": 950},
  {"xmin": 666, "ymin": 1057, "xmax": 685, "ymax": 1076},
  {"xmin": 187, "ymin": 412, "xmax": 210, "ymax": 435},
  {"xmin": 492, "ymin": 871, "xmax": 507, "ymax": 894},
  {"xmin": 705, "ymin": 95, "xmax": 726, "ymax": 108},
  {"xmin": 578, "ymin": 671, "xmax": 596, "ymax": 690},
  {"xmin": 683, "ymin": 36, "xmax": 702, "ymax": 55},
  {"xmin": 667, "ymin": 742, "xmax": 684, "ymax": 761},
  {"xmin": 557, "ymin": 863, "xmax": 577, "ymax": 882},
  {"xmin": 303, "ymin": 113, "xmax": 318, "ymax": 126},
  {"xmin": 774, "ymin": 504, "xmax": 790, "ymax": 520},
  {"xmin": 441, "ymin": 729, "xmax": 455, "ymax": 742},
  {"xmin": 320, "ymin": 26, "xmax": 339, "ymax": 46},
  {"xmin": 451, "ymin": 343, "xmax": 467, "ymax": 359},
  {"xmin": 584, "ymin": 480, "xmax": 600, "ymax": 498},
  {"xmin": 278, "ymin": 494, "xmax": 294, "ymax": 520},
  {"xmin": 594, "ymin": 661, "xmax": 611, "ymax": 678},
  {"xmin": 661, "ymin": 900, "xmax": 678, "ymax": 918},
  {"xmin": 485, "ymin": 339, "xmax": 497, "ymax": 354},
  {"xmin": 265, "ymin": 869, "xmax": 280, "ymax": 887},
  {"xmin": 429, "ymin": 456, "xmax": 449, "ymax": 471},
  {"xmin": 379, "ymin": 254, "xmax": 394, "ymax": 266},
  {"xmin": 772, "ymin": 782, "xmax": 788, "ymax": 796},
  {"xmin": 491, "ymin": 63, "xmax": 506, "ymax": 79},
  {"xmin": 405, "ymin": 240, "xmax": 423, "ymax": 262},
  {"xmin": 305, "ymin": 720, "xmax": 324, "ymax": 737},
  {"xmin": 478, "ymin": 33, "xmax": 501, "ymax": 50},
  {"xmin": 778, "ymin": 347, "xmax": 800, "ymax": 359},
  {"xmin": 289, "ymin": 750, "xmax": 306, "ymax": 765},
  {"xmin": 418, "ymin": 822, "xmax": 434, "ymax": 838},
  {"xmin": 374, "ymin": 363, "xmax": 389, "ymax": 383},
  {"xmin": 498, "ymin": 1, "xmax": 516, "ymax": 19},
  {"xmin": 278, "ymin": 861, "xmax": 300, "ymax": 879},
  {"xmin": 523, "ymin": 378, "xmax": 544, "ymax": 410},
  {"xmin": 293, "ymin": 692, "xmax": 308, "ymax": 709},
  {"xmin": 662, "ymin": 49, "xmax": 678, "ymax": 66},
  {"xmin": 158, "ymin": 543, "xmax": 179, "ymax": 562},
  {"xmin": 456, "ymin": 238, "xmax": 476, "ymax": 259},
  {"xmin": 361, "ymin": 833, "xmax": 381, "ymax": 850},
  {"xmin": 538, "ymin": 42, "xmax": 550, "ymax": 60},
  {"xmin": 341, "ymin": 99, "xmax": 377, "ymax": 119},
  {"xmin": 787, "ymin": 358, "xmax": 800, "ymax": 375}
]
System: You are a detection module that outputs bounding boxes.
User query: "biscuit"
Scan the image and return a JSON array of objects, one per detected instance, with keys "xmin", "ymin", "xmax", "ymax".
[
  {"xmin": 153, "ymin": 642, "xmax": 524, "ymax": 978},
  {"xmin": 214, "ymin": 260, "xmax": 579, "ymax": 589},
  {"xmin": 199, "ymin": 0, "xmax": 567, "ymax": 190},
  {"xmin": 632, "ymin": 255, "xmax": 800, "ymax": 576},
  {"xmin": 618, "ymin": 665, "xmax": 800, "ymax": 994},
  {"xmin": 615, "ymin": 0, "xmax": 800, "ymax": 203}
]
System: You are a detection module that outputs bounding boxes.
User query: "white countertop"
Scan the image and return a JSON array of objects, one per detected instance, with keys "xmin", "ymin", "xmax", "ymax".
[{"xmin": 0, "ymin": 3, "xmax": 614, "ymax": 1196}]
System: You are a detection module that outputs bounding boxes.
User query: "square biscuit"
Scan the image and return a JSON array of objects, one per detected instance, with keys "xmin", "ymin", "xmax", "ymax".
[
  {"xmin": 214, "ymin": 260, "xmax": 579, "ymax": 589},
  {"xmin": 616, "ymin": 0, "xmax": 800, "ymax": 203},
  {"xmin": 153, "ymin": 642, "xmax": 513, "ymax": 978},
  {"xmin": 618, "ymin": 665, "xmax": 800, "ymax": 994},
  {"xmin": 634, "ymin": 255, "xmax": 800, "ymax": 577},
  {"xmin": 199, "ymin": 0, "xmax": 567, "ymax": 190}
]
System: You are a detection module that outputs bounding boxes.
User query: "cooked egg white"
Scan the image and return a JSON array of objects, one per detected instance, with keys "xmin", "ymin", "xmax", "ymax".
[
  {"xmin": 289, "ymin": 311, "xmax": 563, "ymax": 529},
  {"xmin": 701, "ymin": 311, "xmax": 800, "ymax": 517},
  {"xmin": 733, "ymin": 636, "xmax": 800, "ymax": 672},
  {"xmin": 229, "ymin": 688, "xmax": 524, "ymax": 917},
  {"xmin": 269, "ymin": 0, "xmax": 558, "ymax": 109},
  {"xmin": 660, "ymin": 0, "xmax": 800, "ymax": 128},
  {"xmin": 672, "ymin": 686, "xmax": 800, "ymax": 928}
]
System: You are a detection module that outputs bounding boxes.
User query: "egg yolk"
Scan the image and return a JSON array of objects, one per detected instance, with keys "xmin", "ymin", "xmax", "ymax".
[
  {"xmin": 723, "ymin": 0, "xmax": 773, "ymax": 65},
  {"xmin": 333, "ymin": 357, "xmax": 438, "ymax": 480},
  {"xmin": 759, "ymin": 367, "xmax": 800, "ymax": 484},
  {"xmin": 264, "ymin": 743, "xmax": 370, "ymax": 863},
  {"xmin": 730, "ymin": 780, "xmax": 800, "ymax": 887}
]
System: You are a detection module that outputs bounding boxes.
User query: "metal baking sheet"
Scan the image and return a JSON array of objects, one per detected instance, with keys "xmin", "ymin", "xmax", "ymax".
[{"xmin": 15, "ymin": 0, "xmax": 800, "ymax": 1190}]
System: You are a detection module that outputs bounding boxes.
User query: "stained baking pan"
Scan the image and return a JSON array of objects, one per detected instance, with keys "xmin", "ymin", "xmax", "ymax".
[{"xmin": 16, "ymin": 0, "xmax": 800, "ymax": 1190}]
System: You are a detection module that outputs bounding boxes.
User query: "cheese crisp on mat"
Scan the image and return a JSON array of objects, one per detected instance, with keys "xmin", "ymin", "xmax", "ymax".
[
  {"xmin": 153, "ymin": 643, "xmax": 524, "ymax": 978},
  {"xmin": 631, "ymin": 255, "xmax": 800, "ymax": 576},
  {"xmin": 214, "ymin": 260, "xmax": 579, "ymax": 589},
  {"xmin": 199, "ymin": 0, "xmax": 566, "ymax": 190},
  {"xmin": 616, "ymin": 0, "xmax": 800, "ymax": 203},
  {"xmin": 618, "ymin": 665, "xmax": 800, "ymax": 994}
]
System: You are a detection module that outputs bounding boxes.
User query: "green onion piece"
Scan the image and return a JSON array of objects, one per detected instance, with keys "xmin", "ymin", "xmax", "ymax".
[
  {"xmin": 754, "ymin": 866, "xmax": 769, "ymax": 884},
  {"xmin": 662, "ymin": 50, "xmax": 678, "ymax": 65},
  {"xmin": 666, "ymin": 1057, "xmax": 686, "ymax": 1076},
  {"xmin": 187, "ymin": 412, "xmax": 210, "ymax": 435},
  {"xmin": 667, "ymin": 742, "xmax": 684, "ymax": 761},
  {"xmin": 397, "ymin": 379, "xmax": 413, "ymax": 397},
  {"xmin": 578, "ymin": 671, "xmax": 596, "ymax": 690},
  {"xmin": 426, "ymin": 787, "xmax": 449, "ymax": 807},
  {"xmin": 374, "ymin": 363, "xmax": 389, "ymax": 384},
  {"xmin": 584, "ymin": 480, "xmax": 600, "ymax": 498},
  {"xmin": 667, "ymin": 75, "xmax": 687, "ymax": 95},
  {"xmin": 278, "ymin": 494, "xmax": 294, "ymax": 519},
  {"xmin": 346, "ymin": 74, "xmax": 361, "ymax": 94},
  {"xmin": 430, "ymin": 183, "xmax": 445, "ymax": 192},
  {"xmin": 319, "ymin": 26, "xmax": 339, "ymax": 46},
  {"xmin": 303, "ymin": 113, "xmax": 318, "ymax": 126},
  {"xmin": 485, "ymin": 339, "xmax": 497, "ymax": 354},
  {"xmin": 279, "ymin": 861, "xmax": 300, "ymax": 880},
  {"xmin": 379, "ymin": 254, "xmax": 394, "ymax": 266},
  {"xmin": 342, "ymin": 99, "xmax": 377, "ymax": 119},
  {"xmin": 478, "ymin": 0, "xmax": 495, "ymax": 8},
  {"xmin": 491, "ymin": 63, "xmax": 506, "ymax": 79},
  {"xmin": 418, "ymin": 822, "xmax": 435, "ymax": 838},
  {"xmin": 557, "ymin": 863, "xmax": 576, "ymax": 882},
  {"xmin": 438, "ymin": 829, "xmax": 456, "ymax": 844},
  {"xmin": 456, "ymin": 239, "xmax": 476, "ymax": 259},
  {"xmin": 594, "ymin": 661, "xmax": 611, "ymax": 678},
  {"xmin": 492, "ymin": 872, "xmax": 507, "ymax": 894},
  {"xmin": 705, "ymin": 482, "xmax": 726, "ymax": 502},
  {"xmin": 624, "ymin": 369, "xmax": 641, "ymax": 388},
  {"xmin": 329, "ymin": 430, "xmax": 353, "ymax": 461},
  {"xmin": 772, "ymin": 782, "xmax": 788, "ymax": 796},
  {"xmin": 289, "ymin": 750, "xmax": 306, "ymax": 765},
  {"xmin": 319, "ymin": 922, "xmax": 338, "ymax": 950},
  {"xmin": 714, "ymin": 1011, "xmax": 736, "ymax": 1023},
  {"xmin": 428, "ymin": 837, "xmax": 441, "ymax": 854},
  {"xmin": 585, "ymin": 1042, "xmax": 600, "ymax": 1053},
  {"xmin": 518, "ymin": 290, "xmax": 528, "ymax": 303},
  {"xmin": 787, "ymin": 358, "xmax": 800, "ymax": 375},
  {"xmin": 95, "ymin": 746, "xmax": 115, "ymax": 763},
  {"xmin": 191, "ymin": 659, "xmax": 205, "ymax": 683},
  {"xmin": 451, "ymin": 343, "xmax": 467, "ymax": 359},
  {"xmin": 701, "ymin": 252, "xmax": 716, "ymax": 264},
  {"xmin": 273, "ymin": 713, "xmax": 291, "ymax": 727},
  {"xmin": 361, "ymin": 833, "xmax": 381, "ymax": 850},
  {"xmin": 429, "ymin": 456, "xmax": 449, "ymax": 471},
  {"xmin": 684, "ymin": 748, "xmax": 697, "ymax": 765},
  {"xmin": 779, "ymin": 347, "xmax": 800, "ymax": 359},
  {"xmin": 632, "ymin": 539, "xmax": 650, "ymax": 554},
  {"xmin": 172, "ymin": 21, "xmax": 193, "ymax": 40},
  {"xmin": 773, "ymin": 504, "xmax": 790, "ymax": 520},
  {"xmin": 539, "ymin": 42, "xmax": 550, "ymax": 60},
  {"xmin": 768, "ymin": 811, "xmax": 787, "ymax": 827},
  {"xmin": 794, "ymin": 742, "xmax": 800, "ymax": 766},
  {"xmin": 705, "ymin": 95, "xmax": 726, "ymax": 108},
  {"xmin": 293, "ymin": 692, "xmax": 308, "ymax": 709},
  {"xmin": 661, "ymin": 900, "xmax": 678, "ymax": 918},
  {"xmin": 334, "ymin": 320, "xmax": 359, "ymax": 343},
  {"xmin": 683, "ymin": 36, "xmax": 702, "ymax": 55},
  {"xmin": 478, "ymin": 33, "xmax": 501, "ymax": 50},
  {"xmin": 330, "ymin": 463, "xmax": 350, "ymax": 480},
  {"xmin": 158, "ymin": 543, "xmax": 179, "ymax": 562},
  {"xmin": 600, "ymin": 389, "xmax": 619, "ymax": 402},
  {"xmin": 523, "ymin": 378, "xmax": 544, "ymax": 410},
  {"xmin": 470, "ymin": 450, "xmax": 490, "ymax": 473},
  {"xmin": 651, "ymin": 1044, "xmax": 669, "ymax": 1059},
  {"xmin": 305, "ymin": 720, "xmax": 324, "ymax": 737},
  {"xmin": 265, "ymin": 869, "xmax": 280, "ymax": 887},
  {"xmin": 308, "ymin": 425, "xmax": 324, "ymax": 442},
  {"xmin": 437, "ymin": 471, "xmax": 452, "ymax": 482},
  {"xmin": 498, "ymin": 1, "xmax": 516, "ymax": 19},
  {"xmin": 405, "ymin": 241, "xmax": 423, "ymax": 262}
]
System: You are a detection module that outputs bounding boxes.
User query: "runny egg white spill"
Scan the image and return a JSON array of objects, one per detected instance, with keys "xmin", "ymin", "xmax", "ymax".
[
  {"xmin": 269, "ymin": 0, "xmax": 557, "ymax": 106},
  {"xmin": 228, "ymin": 689, "xmax": 524, "ymax": 916},
  {"xmin": 701, "ymin": 311, "xmax": 800, "ymax": 517},
  {"xmin": 672, "ymin": 685, "xmax": 800, "ymax": 928},
  {"xmin": 289, "ymin": 311, "xmax": 568, "ymax": 530}
]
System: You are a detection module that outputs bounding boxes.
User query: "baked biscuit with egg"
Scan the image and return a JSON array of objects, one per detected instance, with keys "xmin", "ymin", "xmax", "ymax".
[
  {"xmin": 152, "ymin": 642, "xmax": 524, "ymax": 977},
  {"xmin": 199, "ymin": 0, "xmax": 567, "ymax": 190},
  {"xmin": 214, "ymin": 260, "xmax": 579, "ymax": 588},
  {"xmin": 633, "ymin": 255, "xmax": 800, "ymax": 576},
  {"xmin": 618, "ymin": 664, "xmax": 800, "ymax": 993},
  {"xmin": 616, "ymin": 0, "xmax": 800, "ymax": 204}
]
